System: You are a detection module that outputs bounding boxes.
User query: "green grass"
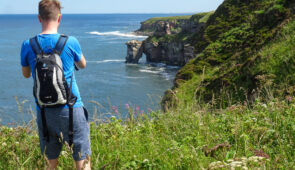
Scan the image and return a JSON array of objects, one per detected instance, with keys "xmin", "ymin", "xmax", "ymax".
[
  {"xmin": 142, "ymin": 15, "xmax": 192, "ymax": 25},
  {"xmin": 191, "ymin": 11, "xmax": 214, "ymax": 23},
  {"xmin": 0, "ymin": 98, "xmax": 294, "ymax": 169}
]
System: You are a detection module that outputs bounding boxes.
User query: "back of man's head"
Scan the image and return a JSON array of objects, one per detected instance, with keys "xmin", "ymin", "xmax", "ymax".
[{"xmin": 39, "ymin": 0, "xmax": 61, "ymax": 21}]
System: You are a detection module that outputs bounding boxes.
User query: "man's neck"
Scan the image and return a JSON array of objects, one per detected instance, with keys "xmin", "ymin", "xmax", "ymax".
[{"xmin": 41, "ymin": 20, "xmax": 59, "ymax": 34}]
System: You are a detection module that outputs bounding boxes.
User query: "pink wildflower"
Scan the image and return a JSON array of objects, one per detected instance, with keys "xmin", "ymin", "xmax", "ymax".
[
  {"xmin": 112, "ymin": 105, "xmax": 118, "ymax": 114},
  {"xmin": 134, "ymin": 105, "xmax": 140, "ymax": 114},
  {"xmin": 286, "ymin": 96, "xmax": 292, "ymax": 102},
  {"xmin": 125, "ymin": 104, "xmax": 130, "ymax": 109}
]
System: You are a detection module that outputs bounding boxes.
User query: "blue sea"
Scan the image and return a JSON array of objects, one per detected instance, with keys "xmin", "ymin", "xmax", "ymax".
[{"xmin": 0, "ymin": 14, "xmax": 186, "ymax": 125}]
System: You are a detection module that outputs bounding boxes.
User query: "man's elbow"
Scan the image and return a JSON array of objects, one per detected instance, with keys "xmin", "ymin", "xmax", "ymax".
[
  {"xmin": 77, "ymin": 54, "xmax": 87, "ymax": 69},
  {"xmin": 22, "ymin": 67, "xmax": 32, "ymax": 78},
  {"xmin": 77, "ymin": 57, "xmax": 87, "ymax": 69},
  {"xmin": 23, "ymin": 73, "xmax": 31, "ymax": 78},
  {"xmin": 79, "ymin": 62, "xmax": 86, "ymax": 69}
]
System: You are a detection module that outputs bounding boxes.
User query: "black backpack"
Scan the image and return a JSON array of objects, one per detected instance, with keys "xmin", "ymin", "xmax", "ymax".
[{"xmin": 30, "ymin": 35, "xmax": 77, "ymax": 146}]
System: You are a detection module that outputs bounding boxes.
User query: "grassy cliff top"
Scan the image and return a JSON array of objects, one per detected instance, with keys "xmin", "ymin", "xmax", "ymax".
[
  {"xmin": 191, "ymin": 11, "xmax": 215, "ymax": 23},
  {"xmin": 142, "ymin": 15, "xmax": 192, "ymax": 25},
  {"xmin": 141, "ymin": 11, "xmax": 213, "ymax": 25}
]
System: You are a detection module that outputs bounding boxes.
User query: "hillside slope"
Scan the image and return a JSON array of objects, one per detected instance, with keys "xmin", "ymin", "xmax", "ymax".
[{"xmin": 162, "ymin": 0, "xmax": 295, "ymax": 109}]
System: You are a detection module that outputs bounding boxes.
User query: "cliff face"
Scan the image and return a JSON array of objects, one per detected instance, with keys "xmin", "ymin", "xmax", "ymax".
[
  {"xmin": 162, "ymin": 0, "xmax": 295, "ymax": 110},
  {"xmin": 126, "ymin": 12, "xmax": 212, "ymax": 66},
  {"xmin": 143, "ymin": 42, "xmax": 195, "ymax": 66}
]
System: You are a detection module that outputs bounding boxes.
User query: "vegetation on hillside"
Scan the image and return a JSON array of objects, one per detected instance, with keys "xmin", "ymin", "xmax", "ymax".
[
  {"xmin": 191, "ymin": 11, "xmax": 215, "ymax": 23},
  {"xmin": 141, "ymin": 15, "xmax": 192, "ymax": 25},
  {"xmin": 162, "ymin": 0, "xmax": 295, "ymax": 109}
]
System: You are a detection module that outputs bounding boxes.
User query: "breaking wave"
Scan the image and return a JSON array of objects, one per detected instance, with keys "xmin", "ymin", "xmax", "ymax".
[
  {"xmin": 139, "ymin": 69, "xmax": 162, "ymax": 74},
  {"xmin": 88, "ymin": 31, "xmax": 147, "ymax": 38},
  {"xmin": 88, "ymin": 59, "xmax": 125, "ymax": 64}
]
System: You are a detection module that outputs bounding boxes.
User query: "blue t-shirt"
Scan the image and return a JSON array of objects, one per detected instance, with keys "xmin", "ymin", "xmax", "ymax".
[{"xmin": 21, "ymin": 33, "xmax": 83, "ymax": 109}]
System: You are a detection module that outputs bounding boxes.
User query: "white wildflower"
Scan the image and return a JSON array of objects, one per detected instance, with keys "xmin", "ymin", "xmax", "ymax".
[
  {"xmin": 2, "ymin": 142, "xmax": 7, "ymax": 147},
  {"xmin": 111, "ymin": 116, "xmax": 116, "ymax": 120},
  {"xmin": 227, "ymin": 159, "xmax": 233, "ymax": 163}
]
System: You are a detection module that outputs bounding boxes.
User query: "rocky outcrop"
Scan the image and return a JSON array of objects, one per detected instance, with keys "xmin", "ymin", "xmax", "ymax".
[
  {"xmin": 143, "ymin": 41, "xmax": 184, "ymax": 66},
  {"xmin": 135, "ymin": 18, "xmax": 192, "ymax": 36},
  {"xmin": 125, "ymin": 40, "xmax": 195, "ymax": 66},
  {"xmin": 135, "ymin": 16, "xmax": 207, "ymax": 36},
  {"xmin": 126, "ymin": 13, "xmax": 211, "ymax": 66},
  {"xmin": 144, "ymin": 42, "xmax": 195, "ymax": 66},
  {"xmin": 125, "ymin": 40, "xmax": 143, "ymax": 64},
  {"xmin": 183, "ymin": 44, "xmax": 195, "ymax": 63}
]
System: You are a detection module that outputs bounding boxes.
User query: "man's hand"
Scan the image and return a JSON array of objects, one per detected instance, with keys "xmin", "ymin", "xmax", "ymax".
[
  {"xmin": 22, "ymin": 66, "xmax": 32, "ymax": 78},
  {"xmin": 76, "ymin": 54, "xmax": 86, "ymax": 69}
]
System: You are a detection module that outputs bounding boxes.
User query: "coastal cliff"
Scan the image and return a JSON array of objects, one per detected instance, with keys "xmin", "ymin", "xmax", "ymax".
[
  {"xmin": 126, "ymin": 0, "xmax": 295, "ymax": 110},
  {"xmin": 162, "ymin": 0, "xmax": 295, "ymax": 110},
  {"xmin": 134, "ymin": 13, "xmax": 210, "ymax": 36},
  {"xmin": 126, "ymin": 12, "xmax": 213, "ymax": 66}
]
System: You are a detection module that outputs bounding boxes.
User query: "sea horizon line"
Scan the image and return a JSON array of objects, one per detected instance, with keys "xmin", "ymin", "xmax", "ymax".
[{"xmin": 0, "ymin": 12, "xmax": 200, "ymax": 15}]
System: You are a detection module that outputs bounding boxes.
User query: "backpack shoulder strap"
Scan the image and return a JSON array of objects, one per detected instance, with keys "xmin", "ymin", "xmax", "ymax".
[
  {"xmin": 54, "ymin": 35, "xmax": 68, "ymax": 55},
  {"xmin": 29, "ymin": 36, "xmax": 43, "ymax": 55}
]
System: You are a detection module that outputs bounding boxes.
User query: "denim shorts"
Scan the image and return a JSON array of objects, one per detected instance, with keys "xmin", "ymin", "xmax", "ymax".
[{"xmin": 36, "ymin": 107, "xmax": 91, "ymax": 161}]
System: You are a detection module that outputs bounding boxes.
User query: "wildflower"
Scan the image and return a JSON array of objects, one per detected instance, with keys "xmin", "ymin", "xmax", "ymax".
[
  {"xmin": 125, "ymin": 104, "xmax": 130, "ymax": 109},
  {"xmin": 286, "ymin": 96, "xmax": 292, "ymax": 102},
  {"xmin": 112, "ymin": 105, "xmax": 119, "ymax": 114},
  {"xmin": 112, "ymin": 105, "xmax": 116, "ymax": 112},
  {"xmin": 61, "ymin": 151, "xmax": 66, "ymax": 156},
  {"xmin": 261, "ymin": 104, "xmax": 267, "ymax": 108},
  {"xmin": 134, "ymin": 105, "xmax": 139, "ymax": 114},
  {"xmin": 2, "ymin": 142, "xmax": 7, "ymax": 147},
  {"xmin": 111, "ymin": 116, "xmax": 116, "ymax": 120},
  {"xmin": 15, "ymin": 142, "xmax": 19, "ymax": 145}
]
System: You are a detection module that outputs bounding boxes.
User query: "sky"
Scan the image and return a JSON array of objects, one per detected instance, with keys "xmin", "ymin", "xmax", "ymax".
[{"xmin": 0, "ymin": 0, "xmax": 224, "ymax": 14}]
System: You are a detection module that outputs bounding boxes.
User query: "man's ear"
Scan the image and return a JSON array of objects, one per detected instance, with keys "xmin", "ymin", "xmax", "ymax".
[
  {"xmin": 58, "ymin": 14, "xmax": 61, "ymax": 23},
  {"xmin": 38, "ymin": 15, "xmax": 42, "ymax": 23}
]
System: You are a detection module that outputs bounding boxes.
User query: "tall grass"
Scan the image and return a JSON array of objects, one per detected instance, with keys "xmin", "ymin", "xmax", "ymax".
[{"xmin": 0, "ymin": 97, "xmax": 294, "ymax": 169}]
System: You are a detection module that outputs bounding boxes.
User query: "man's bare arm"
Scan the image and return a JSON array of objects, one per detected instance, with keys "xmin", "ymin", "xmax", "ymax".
[
  {"xmin": 75, "ymin": 54, "xmax": 86, "ymax": 69},
  {"xmin": 22, "ymin": 66, "xmax": 32, "ymax": 78}
]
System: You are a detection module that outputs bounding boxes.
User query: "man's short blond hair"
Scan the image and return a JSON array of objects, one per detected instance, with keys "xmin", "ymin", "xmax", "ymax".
[{"xmin": 39, "ymin": 0, "xmax": 62, "ymax": 21}]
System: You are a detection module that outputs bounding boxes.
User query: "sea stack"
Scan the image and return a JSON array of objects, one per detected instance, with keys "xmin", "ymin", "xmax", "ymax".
[{"xmin": 125, "ymin": 40, "xmax": 144, "ymax": 64}]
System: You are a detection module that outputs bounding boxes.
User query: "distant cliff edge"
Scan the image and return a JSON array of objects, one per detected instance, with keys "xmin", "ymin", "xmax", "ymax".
[{"xmin": 126, "ymin": 12, "xmax": 213, "ymax": 66}]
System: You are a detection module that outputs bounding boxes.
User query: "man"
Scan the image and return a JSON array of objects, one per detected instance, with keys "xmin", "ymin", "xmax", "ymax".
[{"xmin": 20, "ymin": 0, "xmax": 91, "ymax": 169}]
